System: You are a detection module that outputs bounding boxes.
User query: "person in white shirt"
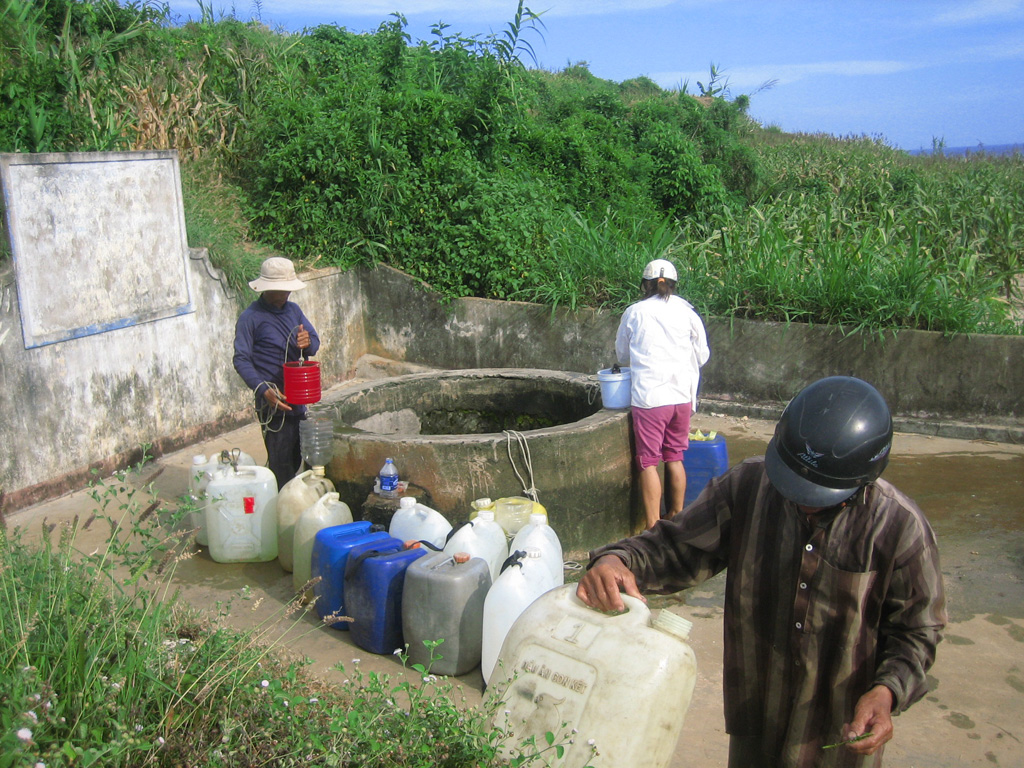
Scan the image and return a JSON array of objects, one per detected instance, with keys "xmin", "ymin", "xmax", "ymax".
[{"xmin": 615, "ymin": 258, "xmax": 710, "ymax": 528}]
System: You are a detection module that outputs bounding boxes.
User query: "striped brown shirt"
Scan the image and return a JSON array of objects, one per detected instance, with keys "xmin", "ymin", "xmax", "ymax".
[{"xmin": 591, "ymin": 457, "xmax": 946, "ymax": 768}]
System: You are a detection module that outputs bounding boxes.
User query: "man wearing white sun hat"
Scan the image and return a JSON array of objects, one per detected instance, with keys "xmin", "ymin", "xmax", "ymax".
[
  {"xmin": 614, "ymin": 258, "xmax": 710, "ymax": 529},
  {"xmin": 233, "ymin": 257, "xmax": 320, "ymax": 488}
]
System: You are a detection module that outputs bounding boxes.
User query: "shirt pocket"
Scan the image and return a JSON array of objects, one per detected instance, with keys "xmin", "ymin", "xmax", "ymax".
[{"xmin": 808, "ymin": 559, "xmax": 878, "ymax": 651}]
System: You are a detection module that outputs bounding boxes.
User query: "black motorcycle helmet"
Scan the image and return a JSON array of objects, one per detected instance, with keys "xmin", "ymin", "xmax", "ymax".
[{"xmin": 764, "ymin": 376, "xmax": 893, "ymax": 507}]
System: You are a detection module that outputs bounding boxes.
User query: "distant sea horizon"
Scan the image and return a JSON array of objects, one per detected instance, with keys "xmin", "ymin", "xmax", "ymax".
[{"xmin": 905, "ymin": 143, "xmax": 1023, "ymax": 157}]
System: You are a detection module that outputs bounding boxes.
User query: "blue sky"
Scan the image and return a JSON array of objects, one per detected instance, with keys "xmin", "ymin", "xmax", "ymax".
[{"xmin": 163, "ymin": 0, "xmax": 1024, "ymax": 151}]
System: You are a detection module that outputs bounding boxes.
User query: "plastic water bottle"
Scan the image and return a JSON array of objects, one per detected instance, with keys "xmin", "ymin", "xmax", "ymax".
[{"xmin": 378, "ymin": 458, "xmax": 399, "ymax": 498}]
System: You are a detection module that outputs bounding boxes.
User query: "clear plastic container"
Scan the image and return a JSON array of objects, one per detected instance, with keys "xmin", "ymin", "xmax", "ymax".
[
  {"xmin": 293, "ymin": 491, "xmax": 353, "ymax": 593},
  {"xmin": 276, "ymin": 468, "xmax": 336, "ymax": 572},
  {"xmin": 299, "ymin": 412, "xmax": 335, "ymax": 470},
  {"xmin": 491, "ymin": 585, "xmax": 697, "ymax": 768},
  {"xmin": 495, "ymin": 496, "xmax": 534, "ymax": 537}
]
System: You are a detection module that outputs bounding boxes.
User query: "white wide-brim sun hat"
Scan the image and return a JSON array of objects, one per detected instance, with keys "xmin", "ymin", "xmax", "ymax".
[{"xmin": 249, "ymin": 257, "xmax": 307, "ymax": 292}]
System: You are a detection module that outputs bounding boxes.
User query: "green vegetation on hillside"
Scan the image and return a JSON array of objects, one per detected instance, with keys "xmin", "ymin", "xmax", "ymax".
[{"xmin": 1, "ymin": 0, "xmax": 1021, "ymax": 335}]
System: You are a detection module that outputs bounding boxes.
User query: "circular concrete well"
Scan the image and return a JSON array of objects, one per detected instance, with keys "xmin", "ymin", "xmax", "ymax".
[{"xmin": 321, "ymin": 368, "xmax": 638, "ymax": 552}]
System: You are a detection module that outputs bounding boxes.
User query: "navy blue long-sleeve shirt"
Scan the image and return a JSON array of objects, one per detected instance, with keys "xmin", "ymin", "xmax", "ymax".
[{"xmin": 232, "ymin": 296, "xmax": 320, "ymax": 400}]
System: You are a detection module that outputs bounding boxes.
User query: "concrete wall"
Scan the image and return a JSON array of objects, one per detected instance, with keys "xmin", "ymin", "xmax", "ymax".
[
  {"xmin": 361, "ymin": 264, "xmax": 1024, "ymax": 438},
  {"xmin": 0, "ymin": 252, "xmax": 367, "ymax": 511},
  {"xmin": 3, "ymin": 255, "xmax": 1022, "ymax": 516}
]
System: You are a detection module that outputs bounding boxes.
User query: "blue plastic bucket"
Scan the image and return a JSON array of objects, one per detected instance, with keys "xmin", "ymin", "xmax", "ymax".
[
  {"xmin": 683, "ymin": 433, "xmax": 729, "ymax": 507},
  {"xmin": 596, "ymin": 367, "xmax": 631, "ymax": 409}
]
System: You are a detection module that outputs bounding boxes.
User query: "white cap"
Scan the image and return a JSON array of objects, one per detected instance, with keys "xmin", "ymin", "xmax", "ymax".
[
  {"xmin": 399, "ymin": 496, "xmax": 417, "ymax": 508},
  {"xmin": 642, "ymin": 258, "xmax": 677, "ymax": 281},
  {"xmin": 192, "ymin": 454, "xmax": 207, "ymax": 465},
  {"xmin": 528, "ymin": 513, "xmax": 546, "ymax": 525}
]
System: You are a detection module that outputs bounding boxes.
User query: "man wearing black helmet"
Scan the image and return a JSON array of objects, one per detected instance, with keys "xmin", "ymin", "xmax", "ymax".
[{"xmin": 578, "ymin": 376, "xmax": 946, "ymax": 768}]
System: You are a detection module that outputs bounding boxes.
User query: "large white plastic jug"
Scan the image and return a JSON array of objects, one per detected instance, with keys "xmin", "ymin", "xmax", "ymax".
[
  {"xmin": 510, "ymin": 513, "xmax": 563, "ymax": 586},
  {"xmin": 480, "ymin": 547, "xmax": 557, "ymax": 685},
  {"xmin": 388, "ymin": 497, "xmax": 452, "ymax": 549},
  {"xmin": 443, "ymin": 510, "xmax": 509, "ymax": 583},
  {"xmin": 276, "ymin": 468, "xmax": 336, "ymax": 572},
  {"xmin": 293, "ymin": 492, "xmax": 353, "ymax": 592},
  {"xmin": 189, "ymin": 449, "xmax": 256, "ymax": 546},
  {"xmin": 206, "ymin": 464, "xmax": 278, "ymax": 563},
  {"xmin": 491, "ymin": 585, "xmax": 697, "ymax": 768}
]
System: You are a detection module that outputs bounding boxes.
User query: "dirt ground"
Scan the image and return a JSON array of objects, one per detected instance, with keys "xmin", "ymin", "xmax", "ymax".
[{"xmin": 8, "ymin": 396, "xmax": 1024, "ymax": 768}]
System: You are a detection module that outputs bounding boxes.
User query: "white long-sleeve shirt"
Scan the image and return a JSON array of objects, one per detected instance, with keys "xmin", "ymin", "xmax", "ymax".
[{"xmin": 615, "ymin": 294, "xmax": 710, "ymax": 410}]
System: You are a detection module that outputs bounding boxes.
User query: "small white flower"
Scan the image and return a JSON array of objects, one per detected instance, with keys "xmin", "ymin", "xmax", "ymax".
[
  {"xmin": 422, "ymin": 675, "xmax": 438, "ymax": 683},
  {"xmin": 283, "ymin": 701, "xmax": 289, "ymax": 707},
  {"xmin": 261, "ymin": 680, "xmax": 270, "ymax": 688},
  {"xmin": 351, "ymin": 658, "xmax": 361, "ymax": 664},
  {"xmin": 25, "ymin": 711, "xmax": 38, "ymax": 723},
  {"xmin": 135, "ymin": 724, "xmax": 144, "ymax": 733},
  {"xmin": 17, "ymin": 728, "xmax": 33, "ymax": 742},
  {"xmin": 309, "ymin": 698, "xmax": 319, "ymax": 704},
  {"xmin": 157, "ymin": 737, "xmax": 165, "ymax": 747},
  {"xmin": 393, "ymin": 648, "xmax": 402, "ymax": 656},
  {"xmin": 587, "ymin": 738, "xmax": 596, "ymax": 746},
  {"xmin": 35, "ymin": 762, "xmax": 45, "ymax": 768},
  {"xmin": 110, "ymin": 682, "xmax": 121, "ymax": 691}
]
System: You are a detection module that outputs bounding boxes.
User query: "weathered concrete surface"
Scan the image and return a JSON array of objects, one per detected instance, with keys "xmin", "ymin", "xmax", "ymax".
[
  {"xmin": 360, "ymin": 264, "xmax": 1024, "ymax": 435},
  {"xmin": 322, "ymin": 369, "xmax": 638, "ymax": 551}
]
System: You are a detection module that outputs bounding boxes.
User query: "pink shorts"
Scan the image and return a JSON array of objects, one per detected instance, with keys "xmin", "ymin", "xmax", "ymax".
[{"xmin": 632, "ymin": 403, "xmax": 693, "ymax": 471}]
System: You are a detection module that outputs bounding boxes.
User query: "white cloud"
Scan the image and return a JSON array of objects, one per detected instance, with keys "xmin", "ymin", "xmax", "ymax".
[
  {"xmin": 932, "ymin": 0, "xmax": 1024, "ymax": 25},
  {"xmin": 652, "ymin": 60, "xmax": 916, "ymax": 92}
]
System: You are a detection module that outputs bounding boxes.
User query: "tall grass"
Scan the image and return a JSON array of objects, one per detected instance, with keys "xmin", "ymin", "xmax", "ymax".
[{"xmin": 1, "ymin": 3, "xmax": 1021, "ymax": 334}]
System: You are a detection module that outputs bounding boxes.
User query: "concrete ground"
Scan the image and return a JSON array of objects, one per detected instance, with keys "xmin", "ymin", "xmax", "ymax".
[{"xmin": 8, "ymin": 383, "xmax": 1024, "ymax": 768}]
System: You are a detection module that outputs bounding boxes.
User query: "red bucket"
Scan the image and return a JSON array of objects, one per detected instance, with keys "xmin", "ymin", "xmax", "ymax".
[{"xmin": 283, "ymin": 360, "xmax": 321, "ymax": 404}]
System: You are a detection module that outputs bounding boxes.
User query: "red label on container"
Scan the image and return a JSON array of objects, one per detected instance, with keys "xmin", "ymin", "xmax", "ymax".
[{"xmin": 244, "ymin": 497, "xmax": 255, "ymax": 514}]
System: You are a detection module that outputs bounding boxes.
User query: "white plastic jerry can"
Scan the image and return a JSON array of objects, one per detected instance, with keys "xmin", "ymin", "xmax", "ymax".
[
  {"xmin": 189, "ymin": 449, "xmax": 256, "ymax": 546},
  {"xmin": 480, "ymin": 547, "xmax": 558, "ymax": 685},
  {"xmin": 206, "ymin": 464, "xmax": 279, "ymax": 564},
  {"xmin": 276, "ymin": 468, "xmax": 336, "ymax": 572},
  {"xmin": 388, "ymin": 496, "xmax": 452, "ymax": 549},
  {"xmin": 509, "ymin": 512, "xmax": 563, "ymax": 586},
  {"xmin": 442, "ymin": 509, "xmax": 509, "ymax": 584},
  {"xmin": 293, "ymin": 491, "xmax": 353, "ymax": 592},
  {"xmin": 490, "ymin": 584, "xmax": 698, "ymax": 768}
]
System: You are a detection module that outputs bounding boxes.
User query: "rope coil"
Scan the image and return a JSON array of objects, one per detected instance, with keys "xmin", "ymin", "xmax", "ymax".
[{"xmin": 504, "ymin": 429, "xmax": 539, "ymax": 503}]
